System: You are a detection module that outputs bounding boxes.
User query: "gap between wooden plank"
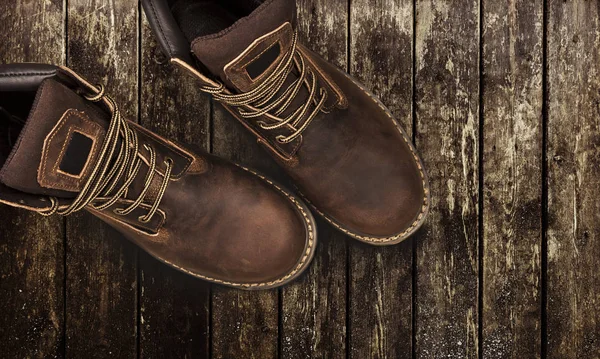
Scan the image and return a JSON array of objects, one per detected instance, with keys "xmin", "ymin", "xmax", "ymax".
[
  {"xmin": 541, "ymin": 1, "xmax": 549, "ymax": 358},
  {"xmin": 478, "ymin": 0, "xmax": 484, "ymax": 357},
  {"xmin": 62, "ymin": 1, "xmax": 69, "ymax": 356},
  {"xmin": 412, "ymin": 0, "xmax": 418, "ymax": 358}
]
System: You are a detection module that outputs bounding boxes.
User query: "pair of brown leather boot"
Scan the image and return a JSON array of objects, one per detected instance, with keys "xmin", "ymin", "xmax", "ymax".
[{"xmin": 0, "ymin": 0, "xmax": 429, "ymax": 289}]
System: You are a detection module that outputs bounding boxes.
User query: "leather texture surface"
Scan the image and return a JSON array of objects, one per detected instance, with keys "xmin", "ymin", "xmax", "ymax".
[
  {"xmin": 142, "ymin": 0, "xmax": 430, "ymax": 244},
  {"xmin": 0, "ymin": 65, "xmax": 317, "ymax": 289}
]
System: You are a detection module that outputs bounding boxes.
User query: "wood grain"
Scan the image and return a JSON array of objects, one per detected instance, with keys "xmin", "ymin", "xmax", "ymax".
[
  {"xmin": 280, "ymin": 1, "xmax": 348, "ymax": 358},
  {"xmin": 210, "ymin": 59, "xmax": 280, "ymax": 359},
  {"xmin": 547, "ymin": 2, "xmax": 600, "ymax": 358},
  {"xmin": 481, "ymin": 1, "xmax": 543, "ymax": 358},
  {"xmin": 414, "ymin": 0, "xmax": 480, "ymax": 357},
  {"xmin": 65, "ymin": 0, "xmax": 139, "ymax": 356},
  {"xmin": 0, "ymin": 0, "xmax": 66, "ymax": 358},
  {"xmin": 349, "ymin": 0, "xmax": 415, "ymax": 358},
  {"xmin": 138, "ymin": 15, "xmax": 212, "ymax": 359},
  {"xmin": 3, "ymin": 1, "xmax": 600, "ymax": 358}
]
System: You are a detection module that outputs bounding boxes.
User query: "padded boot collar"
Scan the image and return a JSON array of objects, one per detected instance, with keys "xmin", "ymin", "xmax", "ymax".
[
  {"xmin": 0, "ymin": 64, "xmax": 97, "ymax": 212},
  {"xmin": 0, "ymin": 64, "xmax": 121, "ymax": 212},
  {"xmin": 0, "ymin": 63, "xmax": 114, "ymax": 104},
  {"xmin": 142, "ymin": 0, "xmax": 194, "ymax": 64},
  {"xmin": 0, "ymin": 63, "xmax": 58, "ymax": 92}
]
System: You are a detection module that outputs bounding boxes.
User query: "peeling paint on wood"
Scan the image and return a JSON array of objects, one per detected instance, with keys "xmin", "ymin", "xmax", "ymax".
[
  {"xmin": 547, "ymin": 2, "xmax": 600, "ymax": 358},
  {"xmin": 349, "ymin": 0, "xmax": 414, "ymax": 358},
  {"xmin": 481, "ymin": 0, "xmax": 543, "ymax": 358},
  {"xmin": 415, "ymin": 0, "xmax": 480, "ymax": 357}
]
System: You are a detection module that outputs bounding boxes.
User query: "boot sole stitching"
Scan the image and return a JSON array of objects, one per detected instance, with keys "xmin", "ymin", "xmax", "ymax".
[
  {"xmin": 157, "ymin": 165, "xmax": 316, "ymax": 289},
  {"xmin": 300, "ymin": 73, "xmax": 430, "ymax": 244}
]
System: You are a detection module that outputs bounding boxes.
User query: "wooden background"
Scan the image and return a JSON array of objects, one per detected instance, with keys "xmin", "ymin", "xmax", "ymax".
[{"xmin": 1, "ymin": 0, "xmax": 599, "ymax": 358}]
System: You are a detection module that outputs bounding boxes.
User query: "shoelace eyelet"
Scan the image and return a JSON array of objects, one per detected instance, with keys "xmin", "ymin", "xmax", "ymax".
[
  {"xmin": 84, "ymin": 84, "xmax": 105, "ymax": 102},
  {"xmin": 201, "ymin": 31, "xmax": 326, "ymax": 147},
  {"xmin": 38, "ymin": 85, "xmax": 174, "ymax": 222}
]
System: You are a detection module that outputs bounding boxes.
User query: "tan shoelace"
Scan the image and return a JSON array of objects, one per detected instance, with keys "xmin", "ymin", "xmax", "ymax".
[
  {"xmin": 41, "ymin": 85, "xmax": 173, "ymax": 223},
  {"xmin": 200, "ymin": 31, "xmax": 328, "ymax": 144}
]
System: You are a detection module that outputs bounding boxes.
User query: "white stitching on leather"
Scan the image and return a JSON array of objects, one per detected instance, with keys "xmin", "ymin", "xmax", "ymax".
[
  {"xmin": 156, "ymin": 165, "xmax": 316, "ymax": 289},
  {"xmin": 303, "ymin": 74, "xmax": 430, "ymax": 244}
]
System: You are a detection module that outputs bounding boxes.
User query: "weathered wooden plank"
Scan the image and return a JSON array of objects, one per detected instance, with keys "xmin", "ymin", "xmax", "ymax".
[
  {"xmin": 481, "ymin": 1, "xmax": 543, "ymax": 358},
  {"xmin": 212, "ymin": 287, "xmax": 278, "ymax": 359},
  {"xmin": 139, "ymin": 263, "xmax": 211, "ymax": 358},
  {"xmin": 0, "ymin": 1, "xmax": 66, "ymax": 358},
  {"xmin": 280, "ymin": 1, "xmax": 348, "ymax": 358},
  {"xmin": 547, "ymin": 2, "xmax": 600, "ymax": 358},
  {"xmin": 414, "ymin": 0, "xmax": 480, "ymax": 357},
  {"xmin": 210, "ymin": 76, "xmax": 280, "ymax": 359},
  {"xmin": 138, "ymin": 15, "xmax": 212, "ymax": 359},
  {"xmin": 65, "ymin": 1, "xmax": 139, "ymax": 356},
  {"xmin": 348, "ymin": 0, "xmax": 414, "ymax": 358},
  {"xmin": 0, "ymin": 216, "xmax": 65, "ymax": 359}
]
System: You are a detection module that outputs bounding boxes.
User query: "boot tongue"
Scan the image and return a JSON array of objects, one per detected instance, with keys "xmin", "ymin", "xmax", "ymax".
[
  {"xmin": 191, "ymin": 0, "xmax": 296, "ymax": 92},
  {"xmin": 0, "ymin": 78, "xmax": 109, "ymax": 198}
]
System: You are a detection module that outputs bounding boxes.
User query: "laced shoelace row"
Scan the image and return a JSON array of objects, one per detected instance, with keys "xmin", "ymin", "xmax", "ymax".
[
  {"xmin": 41, "ymin": 85, "xmax": 173, "ymax": 223},
  {"xmin": 200, "ymin": 31, "xmax": 328, "ymax": 144}
]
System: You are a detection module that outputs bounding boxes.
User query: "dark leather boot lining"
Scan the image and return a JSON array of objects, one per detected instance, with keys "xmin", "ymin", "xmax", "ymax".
[
  {"xmin": 0, "ymin": 108, "xmax": 17, "ymax": 168},
  {"xmin": 0, "ymin": 99, "xmax": 30, "ymax": 168},
  {"xmin": 0, "ymin": 79, "xmax": 111, "ymax": 198},
  {"xmin": 169, "ymin": 0, "xmax": 263, "ymax": 41},
  {"xmin": 0, "ymin": 91, "xmax": 36, "ymax": 124}
]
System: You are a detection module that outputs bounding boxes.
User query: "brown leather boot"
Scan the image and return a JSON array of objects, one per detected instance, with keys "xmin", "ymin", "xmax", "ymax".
[
  {"xmin": 143, "ymin": 0, "xmax": 430, "ymax": 245},
  {"xmin": 0, "ymin": 63, "xmax": 316, "ymax": 289}
]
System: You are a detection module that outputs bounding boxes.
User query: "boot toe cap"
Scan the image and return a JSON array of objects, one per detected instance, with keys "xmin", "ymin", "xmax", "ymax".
[
  {"xmin": 321, "ymin": 156, "xmax": 428, "ymax": 243},
  {"xmin": 174, "ymin": 162, "xmax": 317, "ymax": 288}
]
